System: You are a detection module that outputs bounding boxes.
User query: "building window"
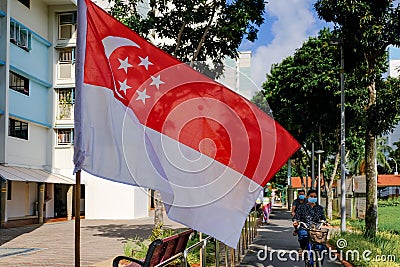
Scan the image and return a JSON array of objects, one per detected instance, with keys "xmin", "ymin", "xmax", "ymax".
[
  {"xmin": 57, "ymin": 88, "xmax": 75, "ymax": 119},
  {"xmin": 10, "ymin": 21, "xmax": 32, "ymax": 51},
  {"xmin": 9, "ymin": 118, "xmax": 28, "ymax": 140},
  {"xmin": 17, "ymin": 0, "xmax": 30, "ymax": 8},
  {"xmin": 57, "ymin": 129, "xmax": 74, "ymax": 145},
  {"xmin": 58, "ymin": 12, "xmax": 77, "ymax": 40},
  {"xmin": 9, "ymin": 71, "xmax": 29, "ymax": 95},
  {"xmin": 58, "ymin": 49, "xmax": 75, "ymax": 79},
  {"xmin": 7, "ymin": 181, "xmax": 12, "ymax": 200},
  {"xmin": 81, "ymin": 185, "xmax": 85, "ymax": 199}
]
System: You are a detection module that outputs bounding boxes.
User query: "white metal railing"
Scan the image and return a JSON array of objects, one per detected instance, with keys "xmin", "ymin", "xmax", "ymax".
[{"xmin": 155, "ymin": 211, "xmax": 261, "ymax": 267}]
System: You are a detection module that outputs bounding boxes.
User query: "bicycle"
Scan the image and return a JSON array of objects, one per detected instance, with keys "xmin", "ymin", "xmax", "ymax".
[{"xmin": 296, "ymin": 221, "xmax": 329, "ymax": 267}]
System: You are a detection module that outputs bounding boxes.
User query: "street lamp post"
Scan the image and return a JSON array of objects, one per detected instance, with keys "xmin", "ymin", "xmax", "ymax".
[
  {"xmin": 330, "ymin": 38, "xmax": 346, "ymax": 233},
  {"xmin": 315, "ymin": 149, "xmax": 324, "ymax": 205}
]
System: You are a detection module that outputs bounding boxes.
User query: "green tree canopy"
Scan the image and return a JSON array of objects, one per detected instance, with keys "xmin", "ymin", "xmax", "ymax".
[
  {"xmin": 315, "ymin": 0, "xmax": 400, "ymax": 237},
  {"xmin": 108, "ymin": 0, "xmax": 265, "ymax": 77},
  {"xmin": 257, "ymin": 27, "xmax": 400, "ymax": 218}
]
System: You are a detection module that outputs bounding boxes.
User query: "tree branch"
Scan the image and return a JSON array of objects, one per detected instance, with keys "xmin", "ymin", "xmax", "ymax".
[
  {"xmin": 174, "ymin": 21, "xmax": 187, "ymax": 56},
  {"xmin": 190, "ymin": 1, "xmax": 217, "ymax": 66}
]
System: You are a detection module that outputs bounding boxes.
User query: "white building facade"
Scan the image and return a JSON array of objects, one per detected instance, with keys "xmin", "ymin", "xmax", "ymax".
[
  {"xmin": 386, "ymin": 46, "xmax": 400, "ymax": 148},
  {"xmin": 0, "ymin": 0, "xmax": 148, "ymax": 227},
  {"xmin": 218, "ymin": 51, "xmax": 259, "ymax": 101}
]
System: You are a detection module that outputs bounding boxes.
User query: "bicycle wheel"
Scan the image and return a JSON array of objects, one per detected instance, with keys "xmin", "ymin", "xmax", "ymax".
[
  {"xmin": 314, "ymin": 250, "xmax": 322, "ymax": 267},
  {"xmin": 303, "ymin": 250, "xmax": 313, "ymax": 267}
]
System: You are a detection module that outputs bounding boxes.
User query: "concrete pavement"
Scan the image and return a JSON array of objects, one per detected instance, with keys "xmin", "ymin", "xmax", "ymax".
[
  {"xmin": 0, "ymin": 214, "xmax": 185, "ymax": 267},
  {"xmin": 1, "ymin": 208, "xmax": 345, "ymax": 267},
  {"xmin": 238, "ymin": 207, "xmax": 343, "ymax": 267}
]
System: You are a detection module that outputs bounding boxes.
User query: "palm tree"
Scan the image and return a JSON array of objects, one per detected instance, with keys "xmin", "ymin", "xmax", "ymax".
[
  {"xmin": 376, "ymin": 137, "xmax": 392, "ymax": 174},
  {"xmin": 348, "ymin": 137, "xmax": 392, "ymax": 175}
]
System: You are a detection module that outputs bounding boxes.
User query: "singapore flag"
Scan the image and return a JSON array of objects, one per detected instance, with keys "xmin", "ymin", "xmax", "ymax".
[{"xmin": 74, "ymin": 0, "xmax": 300, "ymax": 247}]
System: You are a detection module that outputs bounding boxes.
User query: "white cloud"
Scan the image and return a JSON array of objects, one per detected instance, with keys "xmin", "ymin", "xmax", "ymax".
[{"xmin": 251, "ymin": 0, "xmax": 320, "ymax": 88}]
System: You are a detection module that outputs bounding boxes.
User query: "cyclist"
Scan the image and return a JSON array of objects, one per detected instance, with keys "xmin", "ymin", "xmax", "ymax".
[
  {"xmin": 292, "ymin": 189, "xmax": 327, "ymax": 252},
  {"xmin": 291, "ymin": 189, "xmax": 307, "ymax": 236},
  {"xmin": 291, "ymin": 189, "xmax": 307, "ymax": 218}
]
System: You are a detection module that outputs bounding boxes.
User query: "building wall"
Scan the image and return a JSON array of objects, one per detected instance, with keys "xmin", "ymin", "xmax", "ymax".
[
  {"xmin": 9, "ymin": 34, "xmax": 50, "ymax": 84},
  {"xmin": 54, "ymin": 146, "xmax": 74, "ymax": 170},
  {"xmin": 10, "ymin": 0, "xmax": 48, "ymax": 39},
  {"xmin": 0, "ymin": 3, "xmax": 10, "ymax": 164},
  {"xmin": 6, "ymin": 181, "xmax": 38, "ymax": 220},
  {"xmin": 218, "ymin": 51, "xmax": 258, "ymax": 100},
  {"xmin": 389, "ymin": 59, "xmax": 400, "ymax": 78},
  {"xmin": 386, "ymin": 46, "xmax": 400, "ymax": 147},
  {"xmin": 83, "ymin": 171, "xmax": 148, "ymax": 219},
  {"xmin": 48, "ymin": 1, "xmax": 149, "ymax": 220},
  {"xmin": 9, "ymin": 83, "xmax": 51, "ymax": 127},
  {"xmin": 28, "ymin": 182, "xmax": 37, "ymax": 215},
  {"xmin": 2, "ymin": 0, "xmax": 150, "ymax": 222},
  {"xmin": 7, "ymin": 122, "xmax": 48, "ymax": 166}
]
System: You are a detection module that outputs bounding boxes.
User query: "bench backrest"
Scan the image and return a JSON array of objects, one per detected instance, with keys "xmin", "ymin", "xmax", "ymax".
[{"xmin": 144, "ymin": 229, "xmax": 194, "ymax": 267}]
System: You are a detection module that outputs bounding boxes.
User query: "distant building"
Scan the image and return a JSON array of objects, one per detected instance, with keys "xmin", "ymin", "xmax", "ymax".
[
  {"xmin": 341, "ymin": 175, "xmax": 400, "ymax": 199},
  {"xmin": 386, "ymin": 46, "xmax": 400, "ymax": 148},
  {"xmin": 218, "ymin": 51, "xmax": 260, "ymax": 100}
]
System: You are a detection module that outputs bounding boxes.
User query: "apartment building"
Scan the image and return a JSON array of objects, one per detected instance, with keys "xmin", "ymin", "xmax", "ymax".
[
  {"xmin": 218, "ymin": 51, "xmax": 258, "ymax": 101},
  {"xmin": 0, "ymin": 0, "xmax": 148, "ymax": 228},
  {"xmin": 387, "ymin": 46, "xmax": 400, "ymax": 148}
]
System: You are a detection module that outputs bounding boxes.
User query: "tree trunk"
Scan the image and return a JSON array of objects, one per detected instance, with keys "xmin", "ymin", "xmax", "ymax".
[
  {"xmin": 365, "ymin": 130, "xmax": 377, "ymax": 238},
  {"xmin": 154, "ymin": 190, "xmax": 163, "ymax": 226},
  {"xmin": 365, "ymin": 81, "xmax": 378, "ymax": 238},
  {"xmin": 325, "ymin": 152, "xmax": 339, "ymax": 220},
  {"xmin": 326, "ymin": 187, "xmax": 334, "ymax": 220}
]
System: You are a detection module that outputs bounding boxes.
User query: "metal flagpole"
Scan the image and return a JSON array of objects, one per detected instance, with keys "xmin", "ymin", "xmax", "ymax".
[
  {"xmin": 311, "ymin": 143, "xmax": 315, "ymax": 189},
  {"xmin": 75, "ymin": 170, "xmax": 81, "ymax": 267},
  {"xmin": 339, "ymin": 42, "xmax": 346, "ymax": 233}
]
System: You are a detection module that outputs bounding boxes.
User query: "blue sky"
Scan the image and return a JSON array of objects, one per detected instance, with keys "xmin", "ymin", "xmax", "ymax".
[{"xmin": 239, "ymin": 0, "xmax": 329, "ymax": 87}]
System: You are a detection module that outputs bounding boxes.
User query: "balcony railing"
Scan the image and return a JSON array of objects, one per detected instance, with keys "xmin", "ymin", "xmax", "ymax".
[{"xmin": 57, "ymin": 103, "xmax": 74, "ymax": 120}]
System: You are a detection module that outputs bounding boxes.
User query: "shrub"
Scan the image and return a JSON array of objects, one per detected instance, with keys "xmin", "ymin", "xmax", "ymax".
[{"xmin": 378, "ymin": 197, "xmax": 400, "ymax": 207}]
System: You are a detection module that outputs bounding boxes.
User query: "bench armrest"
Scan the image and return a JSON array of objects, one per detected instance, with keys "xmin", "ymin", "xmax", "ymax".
[{"xmin": 112, "ymin": 255, "xmax": 145, "ymax": 267}]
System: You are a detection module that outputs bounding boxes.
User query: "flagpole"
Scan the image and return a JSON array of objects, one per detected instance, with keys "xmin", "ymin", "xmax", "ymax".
[{"xmin": 75, "ymin": 170, "xmax": 81, "ymax": 267}]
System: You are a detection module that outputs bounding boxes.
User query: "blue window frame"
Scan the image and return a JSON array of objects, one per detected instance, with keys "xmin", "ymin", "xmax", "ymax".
[{"xmin": 10, "ymin": 20, "xmax": 32, "ymax": 51}]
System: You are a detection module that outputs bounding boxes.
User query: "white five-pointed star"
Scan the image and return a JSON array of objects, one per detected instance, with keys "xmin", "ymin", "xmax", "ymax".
[
  {"xmin": 118, "ymin": 79, "xmax": 131, "ymax": 94},
  {"xmin": 118, "ymin": 57, "xmax": 132, "ymax": 73},
  {"xmin": 138, "ymin": 56, "xmax": 153, "ymax": 70},
  {"xmin": 136, "ymin": 88, "xmax": 151, "ymax": 104},
  {"xmin": 150, "ymin": 75, "xmax": 165, "ymax": 90}
]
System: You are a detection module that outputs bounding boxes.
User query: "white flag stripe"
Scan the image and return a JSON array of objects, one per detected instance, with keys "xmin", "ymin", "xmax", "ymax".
[{"xmin": 79, "ymin": 83, "xmax": 262, "ymax": 246}]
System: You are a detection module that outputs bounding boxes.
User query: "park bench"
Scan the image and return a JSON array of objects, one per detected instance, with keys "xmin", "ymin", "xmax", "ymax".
[{"xmin": 112, "ymin": 229, "xmax": 194, "ymax": 267}]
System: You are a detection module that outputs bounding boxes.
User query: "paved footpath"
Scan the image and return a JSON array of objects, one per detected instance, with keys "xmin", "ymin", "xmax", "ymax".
[
  {"xmin": 0, "ymin": 214, "xmax": 184, "ymax": 267},
  {"xmin": 1, "ymin": 208, "xmax": 344, "ymax": 267},
  {"xmin": 238, "ymin": 207, "xmax": 344, "ymax": 267}
]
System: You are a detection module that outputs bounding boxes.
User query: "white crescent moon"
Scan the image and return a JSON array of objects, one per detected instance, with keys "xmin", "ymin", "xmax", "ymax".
[{"xmin": 102, "ymin": 36, "xmax": 140, "ymax": 58}]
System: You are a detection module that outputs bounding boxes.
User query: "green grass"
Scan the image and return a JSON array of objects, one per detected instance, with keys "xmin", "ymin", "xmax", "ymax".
[
  {"xmin": 329, "ymin": 231, "xmax": 400, "ymax": 267},
  {"xmin": 331, "ymin": 205, "xmax": 400, "ymax": 233},
  {"xmin": 378, "ymin": 206, "xmax": 400, "ymax": 234},
  {"xmin": 329, "ymin": 204, "xmax": 400, "ymax": 266}
]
